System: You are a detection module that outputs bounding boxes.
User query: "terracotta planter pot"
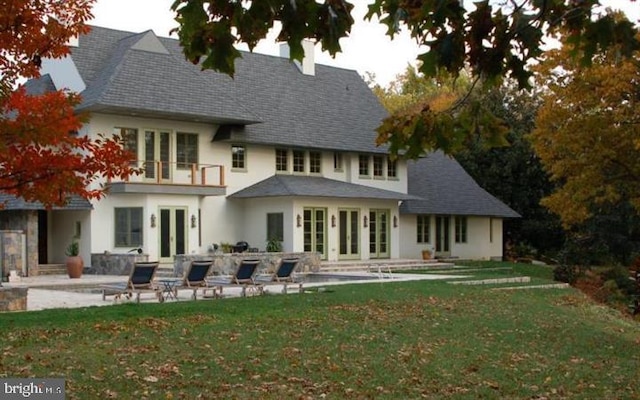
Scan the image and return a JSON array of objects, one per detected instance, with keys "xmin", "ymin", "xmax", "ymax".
[{"xmin": 66, "ymin": 256, "xmax": 84, "ymax": 279}]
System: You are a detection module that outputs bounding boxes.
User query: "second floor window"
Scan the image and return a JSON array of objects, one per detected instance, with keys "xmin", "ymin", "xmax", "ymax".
[
  {"xmin": 293, "ymin": 150, "xmax": 305, "ymax": 173},
  {"xmin": 309, "ymin": 151, "xmax": 321, "ymax": 174},
  {"xmin": 373, "ymin": 155, "xmax": 384, "ymax": 178},
  {"xmin": 275, "ymin": 149, "xmax": 288, "ymax": 172},
  {"xmin": 115, "ymin": 127, "xmax": 138, "ymax": 164},
  {"xmin": 176, "ymin": 132, "xmax": 198, "ymax": 169},
  {"xmin": 231, "ymin": 145, "xmax": 246, "ymax": 170},
  {"xmin": 334, "ymin": 152, "xmax": 343, "ymax": 171},
  {"xmin": 359, "ymin": 155, "xmax": 370, "ymax": 176},
  {"xmin": 387, "ymin": 158, "xmax": 397, "ymax": 178}
]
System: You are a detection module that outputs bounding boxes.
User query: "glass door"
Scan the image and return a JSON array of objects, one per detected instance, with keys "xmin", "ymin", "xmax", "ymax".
[
  {"xmin": 144, "ymin": 130, "xmax": 171, "ymax": 182},
  {"xmin": 435, "ymin": 216, "xmax": 451, "ymax": 257},
  {"xmin": 369, "ymin": 209, "xmax": 390, "ymax": 259},
  {"xmin": 339, "ymin": 209, "xmax": 360, "ymax": 260},
  {"xmin": 303, "ymin": 208, "xmax": 326, "ymax": 259},
  {"xmin": 159, "ymin": 207, "xmax": 187, "ymax": 263}
]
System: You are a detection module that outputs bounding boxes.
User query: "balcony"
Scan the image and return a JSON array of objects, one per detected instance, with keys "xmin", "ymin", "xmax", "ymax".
[{"xmin": 107, "ymin": 160, "xmax": 227, "ymax": 196}]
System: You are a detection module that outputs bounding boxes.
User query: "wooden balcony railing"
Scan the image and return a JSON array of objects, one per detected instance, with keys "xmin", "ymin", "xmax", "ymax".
[{"xmin": 108, "ymin": 160, "xmax": 225, "ymax": 187}]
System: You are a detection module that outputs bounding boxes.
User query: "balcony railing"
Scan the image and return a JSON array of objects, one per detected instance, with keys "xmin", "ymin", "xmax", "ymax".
[{"xmin": 109, "ymin": 160, "xmax": 225, "ymax": 187}]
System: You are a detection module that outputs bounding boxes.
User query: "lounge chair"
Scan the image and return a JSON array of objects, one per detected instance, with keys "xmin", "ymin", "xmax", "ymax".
[
  {"xmin": 255, "ymin": 258, "xmax": 304, "ymax": 294},
  {"xmin": 101, "ymin": 261, "xmax": 163, "ymax": 303},
  {"xmin": 173, "ymin": 260, "xmax": 214, "ymax": 300},
  {"xmin": 206, "ymin": 259, "xmax": 263, "ymax": 297}
]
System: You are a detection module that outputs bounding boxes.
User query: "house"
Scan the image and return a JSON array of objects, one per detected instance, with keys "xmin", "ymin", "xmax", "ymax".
[{"xmin": 5, "ymin": 26, "xmax": 518, "ymax": 274}]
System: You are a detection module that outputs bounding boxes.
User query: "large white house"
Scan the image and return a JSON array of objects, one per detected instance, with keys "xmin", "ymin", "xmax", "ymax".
[{"xmin": 3, "ymin": 26, "xmax": 518, "ymax": 274}]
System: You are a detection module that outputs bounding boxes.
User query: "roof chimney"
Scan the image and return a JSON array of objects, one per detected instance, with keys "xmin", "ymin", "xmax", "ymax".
[{"xmin": 279, "ymin": 40, "xmax": 315, "ymax": 76}]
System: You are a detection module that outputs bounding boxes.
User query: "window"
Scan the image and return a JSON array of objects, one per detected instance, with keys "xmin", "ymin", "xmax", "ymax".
[
  {"xmin": 176, "ymin": 132, "xmax": 198, "ymax": 169},
  {"xmin": 114, "ymin": 207, "xmax": 143, "ymax": 247},
  {"xmin": 115, "ymin": 127, "xmax": 138, "ymax": 165},
  {"xmin": 309, "ymin": 151, "xmax": 321, "ymax": 174},
  {"xmin": 359, "ymin": 155, "xmax": 370, "ymax": 176},
  {"xmin": 267, "ymin": 213, "xmax": 284, "ymax": 241},
  {"xmin": 455, "ymin": 216, "xmax": 468, "ymax": 243},
  {"xmin": 373, "ymin": 155, "xmax": 384, "ymax": 178},
  {"xmin": 293, "ymin": 150, "xmax": 305, "ymax": 173},
  {"xmin": 275, "ymin": 149, "xmax": 288, "ymax": 172},
  {"xmin": 334, "ymin": 152, "xmax": 343, "ymax": 171},
  {"xmin": 387, "ymin": 158, "xmax": 397, "ymax": 178},
  {"xmin": 417, "ymin": 215, "xmax": 430, "ymax": 243},
  {"xmin": 231, "ymin": 145, "xmax": 246, "ymax": 170}
]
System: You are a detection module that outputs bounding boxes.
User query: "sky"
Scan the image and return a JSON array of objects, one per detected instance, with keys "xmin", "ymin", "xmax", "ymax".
[{"xmin": 89, "ymin": 0, "xmax": 639, "ymax": 87}]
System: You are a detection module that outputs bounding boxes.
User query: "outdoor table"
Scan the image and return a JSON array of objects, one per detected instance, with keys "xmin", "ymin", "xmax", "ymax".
[{"xmin": 158, "ymin": 279, "xmax": 180, "ymax": 301}]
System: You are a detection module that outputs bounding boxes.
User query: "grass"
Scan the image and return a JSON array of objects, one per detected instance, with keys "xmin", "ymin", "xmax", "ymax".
[{"xmin": 1, "ymin": 263, "xmax": 639, "ymax": 399}]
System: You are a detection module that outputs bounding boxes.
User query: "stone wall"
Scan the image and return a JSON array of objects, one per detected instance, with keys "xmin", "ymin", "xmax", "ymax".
[
  {"xmin": 0, "ymin": 230, "xmax": 23, "ymax": 279},
  {"xmin": 89, "ymin": 253, "xmax": 149, "ymax": 275},
  {"xmin": 0, "ymin": 287, "xmax": 27, "ymax": 312},
  {"xmin": 0, "ymin": 211, "xmax": 35, "ymax": 276},
  {"xmin": 174, "ymin": 252, "xmax": 321, "ymax": 277}
]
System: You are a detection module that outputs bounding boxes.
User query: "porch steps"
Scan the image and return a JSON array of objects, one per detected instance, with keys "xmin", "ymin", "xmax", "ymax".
[
  {"xmin": 30, "ymin": 264, "xmax": 67, "ymax": 276},
  {"xmin": 156, "ymin": 264, "xmax": 177, "ymax": 278},
  {"xmin": 320, "ymin": 259, "xmax": 455, "ymax": 273}
]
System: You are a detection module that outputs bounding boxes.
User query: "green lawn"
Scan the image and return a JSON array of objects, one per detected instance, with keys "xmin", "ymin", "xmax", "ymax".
[{"xmin": 1, "ymin": 264, "xmax": 639, "ymax": 399}]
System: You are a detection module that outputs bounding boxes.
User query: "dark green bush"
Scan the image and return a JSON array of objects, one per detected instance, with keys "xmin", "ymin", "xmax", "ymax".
[{"xmin": 553, "ymin": 264, "xmax": 580, "ymax": 284}]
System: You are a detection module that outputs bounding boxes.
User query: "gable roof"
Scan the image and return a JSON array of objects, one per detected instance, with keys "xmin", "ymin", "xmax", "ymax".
[
  {"xmin": 228, "ymin": 175, "xmax": 417, "ymax": 201},
  {"xmin": 400, "ymin": 152, "xmax": 520, "ymax": 218},
  {"xmin": 74, "ymin": 29, "xmax": 259, "ymax": 125},
  {"xmin": 54, "ymin": 26, "xmax": 389, "ymax": 154}
]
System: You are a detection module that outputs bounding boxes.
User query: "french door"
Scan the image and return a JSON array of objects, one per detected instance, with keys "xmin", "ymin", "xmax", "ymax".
[
  {"xmin": 338, "ymin": 209, "xmax": 360, "ymax": 259},
  {"xmin": 369, "ymin": 209, "xmax": 390, "ymax": 259},
  {"xmin": 303, "ymin": 208, "xmax": 326, "ymax": 259},
  {"xmin": 144, "ymin": 130, "xmax": 171, "ymax": 182},
  {"xmin": 159, "ymin": 207, "xmax": 187, "ymax": 263},
  {"xmin": 435, "ymin": 216, "xmax": 451, "ymax": 257}
]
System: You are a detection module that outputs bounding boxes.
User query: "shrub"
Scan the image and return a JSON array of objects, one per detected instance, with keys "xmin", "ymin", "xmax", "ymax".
[{"xmin": 553, "ymin": 264, "xmax": 580, "ymax": 284}]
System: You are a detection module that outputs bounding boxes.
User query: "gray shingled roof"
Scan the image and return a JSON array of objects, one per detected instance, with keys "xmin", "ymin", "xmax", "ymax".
[
  {"xmin": 22, "ymin": 74, "xmax": 56, "ymax": 95},
  {"xmin": 0, "ymin": 194, "xmax": 93, "ymax": 210},
  {"xmin": 228, "ymin": 175, "xmax": 418, "ymax": 200},
  {"xmin": 400, "ymin": 152, "xmax": 520, "ymax": 218},
  {"xmin": 74, "ymin": 29, "xmax": 259, "ymax": 124},
  {"xmin": 61, "ymin": 26, "xmax": 389, "ymax": 154}
]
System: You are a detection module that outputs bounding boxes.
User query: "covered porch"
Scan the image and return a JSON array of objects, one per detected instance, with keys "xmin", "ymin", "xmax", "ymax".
[{"xmin": 0, "ymin": 194, "xmax": 92, "ymax": 277}]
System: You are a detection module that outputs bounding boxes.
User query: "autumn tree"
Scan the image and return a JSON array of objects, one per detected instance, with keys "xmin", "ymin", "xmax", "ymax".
[
  {"xmin": 530, "ymin": 40, "xmax": 640, "ymax": 229},
  {"xmin": 0, "ymin": 0, "xmax": 138, "ymax": 207},
  {"xmin": 373, "ymin": 67, "xmax": 564, "ymax": 256},
  {"xmin": 170, "ymin": 0, "xmax": 639, "ymax": 157}
]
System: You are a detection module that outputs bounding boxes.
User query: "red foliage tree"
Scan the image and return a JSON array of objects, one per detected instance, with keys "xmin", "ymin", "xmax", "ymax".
[{"xmin": 0, "ymin": 0, "xmax": 138, "ymax": 207}]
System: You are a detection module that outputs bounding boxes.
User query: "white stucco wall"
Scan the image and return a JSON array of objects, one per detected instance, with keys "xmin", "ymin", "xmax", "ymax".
[
  {"xmin": 50, "ymin": 211, "xmax": 91, "ymax": 264},
  {"xmin": 399, "ymin": 214, "xmax": 505, "ymax": 260},
  {"xmin": 82, "ymin": 114, "xmax": 412, "ymax": 262}
]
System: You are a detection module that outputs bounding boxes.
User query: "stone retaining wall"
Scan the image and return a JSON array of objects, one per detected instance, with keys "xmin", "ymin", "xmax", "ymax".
[
  {"xmin": 174, "ymin": 252, "xmax": 321, "ymax": 277},
  {"xmin": 89, "ymin": 253, "xmax": 149, "ymax": 275},
  {"xmin": 0, "ymin": 287, "xmax": 27, "ymax": 312}
]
